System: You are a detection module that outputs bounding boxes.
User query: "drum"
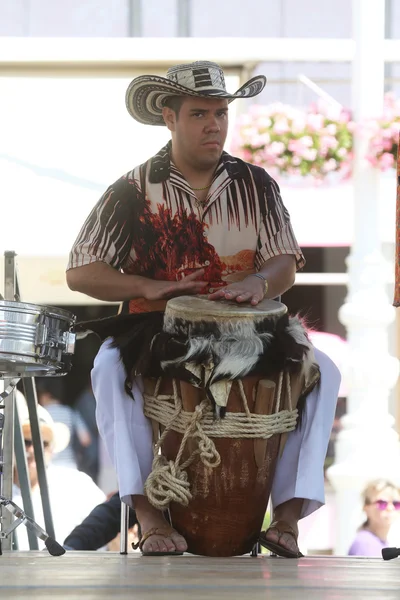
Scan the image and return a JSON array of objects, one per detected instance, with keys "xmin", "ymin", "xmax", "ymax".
[
  {"xmin": 143, "ymin": 296, "xmax": 319, "ymax": 557},
  {"xmin": 0, "ymin": 300, "xmax": 76, "ymax": 378}
]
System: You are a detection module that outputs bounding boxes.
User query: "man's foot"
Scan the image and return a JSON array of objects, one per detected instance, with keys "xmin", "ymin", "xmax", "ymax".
[
  {"xmin": 133, "ymin": 495, "xmax": 187, "ymax": 554},
  {"xmin": 259, "ymin": 498, "xmax": 304, "ymax": 558},
  {"xmin": 261, "ymin": 520, "xmax": 302, "ymax": 557}
]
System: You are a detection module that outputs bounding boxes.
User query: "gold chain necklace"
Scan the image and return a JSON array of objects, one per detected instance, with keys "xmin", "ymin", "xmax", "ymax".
[{"xmin": 191, "ymin": 183, "xmax": 212, "ymax": 191}]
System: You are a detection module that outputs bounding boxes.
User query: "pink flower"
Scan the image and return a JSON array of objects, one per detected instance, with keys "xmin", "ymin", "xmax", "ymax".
[
  {"xmin": 273, "ymin": 118, "xmax": 290, "ymax": 135},
  {"xmin": 288, "ymin": 139, "xmax": 305, "ymax": 154},
  {"xmin": 256, "ymin": 116, "xmax": 272, "ymax": 129},
  {"xmin": 306, "ymin": 113, "xmax": 324, "ymax": 131},
  {"xmin": 320, "ymin": 135, "xmax": 339, "ymax": 151},
  {"xmin": 338, "ymin": 109, "xmax": 352, "ymax": 124},
  {"xmin": 300, "ymin": 135, "xmax": 314, "ymax": 148},
  {"xmin": 269, "ymin": 141, "xmax": 285, "ymax": 156},
  {"xmin": 301, "ymin": 148, "xmax": 318, "ymax": 161},
  {"xmin": 291, "ymin": 116, "xmax": 306, "ymax": 134},
  {"xmin": 337, "ymin": 147, "xmax": 348, "ymax": 158},
  {"xmin": 323, "ymin": 158, "xmax": 338, "ymax": 172},
  {"xmin": 241, "ymin": 149, "xmax": 253, "ymax": 161},
  {"xmin": 379, "ymin": 152, "xmax": 395, "ymax": 170},
  {"xmin": 325, "ymin": 123, "xmax": 337, "ymax": 135},
  {"xmin": 383, "ymin": 139, "xmax": 393, "ymax": 151}
]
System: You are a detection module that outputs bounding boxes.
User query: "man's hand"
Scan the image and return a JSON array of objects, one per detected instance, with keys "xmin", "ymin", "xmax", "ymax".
[
  {"xmin": 143, "ymin": 269, "xmax": 207, "ymax": 301},
  {"xmin": 208, "ymin": 275, "xmax": 265, "ymax": 306}
]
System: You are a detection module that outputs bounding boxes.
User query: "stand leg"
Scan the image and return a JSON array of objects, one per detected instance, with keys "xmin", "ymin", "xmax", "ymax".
[
  {"xmin": 14, "ymin": 400, "xmax": 38, "ymax": 550},
  {"xmin": 0, "ymin": 385, "xmax": 15, "ymax": 551},
  {"xmin": 120, "ymin": 501, "xmax": 130, "ymax": 555},
  {"xmin": 0, "ymin": 496, "xmax": 65, "ymax": 556},
  {"xmin": 23, "ymin": 378, "xmax": 55, "ymax": 540}
]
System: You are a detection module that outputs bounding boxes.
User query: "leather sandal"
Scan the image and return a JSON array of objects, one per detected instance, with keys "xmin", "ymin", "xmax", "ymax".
[
  {"xmin": 259, "ymin": 520, "xmax": 304, "ymax": 558},
  {"xmin": 132, "ymin": 525, "xmax": 184, "ymax": 556}
]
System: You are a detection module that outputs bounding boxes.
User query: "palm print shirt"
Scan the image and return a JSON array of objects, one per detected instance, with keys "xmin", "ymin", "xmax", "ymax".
[{"xmin": 67, "ymin": 142, "xmax": 305, "ymax": 313}]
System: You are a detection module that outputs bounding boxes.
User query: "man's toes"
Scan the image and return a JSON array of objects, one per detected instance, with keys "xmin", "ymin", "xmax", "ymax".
[
  {"xmin": 265, "ymin": 529, "xmax": 279, "ymax": 543},
  {"xmin": 176, "ymin": 540, "xmax": 187, "ymax": 551},
  {"xmin": 164, "ymin": 538, "xmax": 177, "ymax": 552},
  {"xmin": 143, "ymin": 537, "xmax": 166, "ymax": 553},
  {"xmin": 156, "ymin": 539, "xmax": 169, "ymax": 553},
  {"xmin": 279, "ymin": 533, "xmax": 298, "ymax": 552},
  {"xmin": 171, "ymin": 533, "xmax": 187, "ymax": 551}
]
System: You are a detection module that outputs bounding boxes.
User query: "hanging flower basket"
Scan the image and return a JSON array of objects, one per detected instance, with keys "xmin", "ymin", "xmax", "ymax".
[
  {"xmin": 231, "ymin": 100, "xmax": 354, "ymax": 184},
  {"xmin": 365, "ymin": 93, "xmax": 400, "ymax": 171}
]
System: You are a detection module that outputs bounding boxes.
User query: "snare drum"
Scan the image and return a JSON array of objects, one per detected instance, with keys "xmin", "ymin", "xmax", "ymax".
[{"xmin": 0, "ymin": 300, "xmax": 76, "ymax": 378}]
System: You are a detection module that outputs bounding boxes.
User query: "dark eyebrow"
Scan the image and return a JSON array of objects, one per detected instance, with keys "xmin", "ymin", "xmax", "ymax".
[{"xmin": 189, "ymin": 107, "xmax": 229, "ymax": 113}]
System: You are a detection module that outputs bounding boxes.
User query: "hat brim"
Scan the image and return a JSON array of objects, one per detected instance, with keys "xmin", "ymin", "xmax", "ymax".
[{"xmin": 125, "ymin": 74, "xmax": 267, "ymax": 126}]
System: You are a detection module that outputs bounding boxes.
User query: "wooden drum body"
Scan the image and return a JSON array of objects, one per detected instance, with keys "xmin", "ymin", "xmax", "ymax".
[
  {"xmin": 142, "ymin": 296, "xmax": 317, "ymax": 557},
  {"xmin": 145, "ymin": 375, "xmax": 282, "ymax": 557}
]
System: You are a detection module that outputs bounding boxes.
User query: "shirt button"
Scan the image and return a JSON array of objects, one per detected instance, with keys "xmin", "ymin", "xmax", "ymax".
[{"xmin": 204, "ymin": 260, "xmax": 210, "ymax": 266}]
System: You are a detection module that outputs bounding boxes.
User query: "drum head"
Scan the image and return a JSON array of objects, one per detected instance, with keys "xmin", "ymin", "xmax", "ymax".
[{"xmin": 165, "ymin": 295, "xmax": 287, "ymax": 320}]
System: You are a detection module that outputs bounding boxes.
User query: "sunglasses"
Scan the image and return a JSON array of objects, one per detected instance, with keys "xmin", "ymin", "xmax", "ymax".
[
  {"xmin": 373, "ymin": 499, "xmax": 400, "ymax": 511},
  {"xmin": 24, "ymin": 439, "xmax": 51, "ymax": 450}
]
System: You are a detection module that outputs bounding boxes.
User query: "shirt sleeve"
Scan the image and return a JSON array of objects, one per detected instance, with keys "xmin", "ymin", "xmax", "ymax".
[
  {"xmin": 255, "ymin": 172, "xmax": 305, "ymax": 271},
  {"xmin": 67, "ymin": 176, "xmax": 137, "ymax": 271},
  {"xmin": 63, "ymin": 493, "xmax": 137, "ymax": 550}
]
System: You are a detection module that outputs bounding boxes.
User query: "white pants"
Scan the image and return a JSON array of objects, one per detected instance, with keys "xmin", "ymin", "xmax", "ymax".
[{"xmin": 92, "ymin": 339, "xmax": 341, "ymax": 520}]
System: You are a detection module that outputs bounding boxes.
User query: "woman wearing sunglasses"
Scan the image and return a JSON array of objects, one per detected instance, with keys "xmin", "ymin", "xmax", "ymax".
[{"xmin": 348, "ymin": 479, "xmax": 400, "ymax": 556}]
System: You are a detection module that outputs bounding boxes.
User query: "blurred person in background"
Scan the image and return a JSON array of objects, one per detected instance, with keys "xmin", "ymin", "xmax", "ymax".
[
  {"xmin": 63, "ymin": 491, "xmax": 138, "ymax": 551},
  {"xmin": 74, "ymin": 381, "xmax": 100, "ymax": 483},
  {"xmin": 36, "ymin": 378, "xmax": 92, "ymax": 471},
  {"xmin": 348, "ymin": 479, "xmax": 400, "ymax": 557},
  {"xmin": 13, "ymin": 391, "xmax": 106, "ymax": 550}
]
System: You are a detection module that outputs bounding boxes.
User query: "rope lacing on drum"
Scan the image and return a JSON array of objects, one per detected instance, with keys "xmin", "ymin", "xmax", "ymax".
[
  {"xmin": 144, "ymin": 373, "xmax": 298, "ymax": 511},
  {"xmin": 144, "ymin": 379, "xmax": 221, "ymax": 509}
]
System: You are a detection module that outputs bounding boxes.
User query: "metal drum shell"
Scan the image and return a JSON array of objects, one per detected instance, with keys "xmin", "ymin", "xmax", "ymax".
[{"xmin": 0, "ymin": 300, "xmax": 76, "ymax": 378}]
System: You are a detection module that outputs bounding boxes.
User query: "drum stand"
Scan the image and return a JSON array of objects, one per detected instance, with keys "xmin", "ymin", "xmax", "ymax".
[{"xmin": 0, "ymin": 251, "xmax": 64, "ymax": 556}]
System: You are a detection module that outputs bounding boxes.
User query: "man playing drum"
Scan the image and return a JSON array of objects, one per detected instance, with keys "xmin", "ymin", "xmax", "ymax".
[{"xmin": 66, "ymin": 61, "xmax": 341, "ymax": 558}]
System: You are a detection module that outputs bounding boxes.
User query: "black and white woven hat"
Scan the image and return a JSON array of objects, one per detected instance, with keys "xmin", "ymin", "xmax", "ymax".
[{"xmin": 125, "ymin": 61, "xmax": 266, "ymax": 126}]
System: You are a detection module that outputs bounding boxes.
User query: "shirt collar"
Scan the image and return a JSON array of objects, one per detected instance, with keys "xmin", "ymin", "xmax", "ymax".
[{"xmin": 148, "ymin": 140, "xmax": 246, "ymax": 185}]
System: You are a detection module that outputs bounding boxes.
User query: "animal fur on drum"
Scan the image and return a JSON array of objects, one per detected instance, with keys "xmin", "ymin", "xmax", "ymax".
[{"xmin": 75, "ymin": 310, "xmax": 319, "ymax": 422}]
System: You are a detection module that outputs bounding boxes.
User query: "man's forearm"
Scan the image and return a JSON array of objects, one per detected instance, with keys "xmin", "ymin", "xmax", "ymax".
[
  {"xmin": 66, "ymin": 261, "xmax": 150, "ymax": 302},
  {"xmin": 257, "ymin": 255, "xmax": 297, "ymax": 299}
]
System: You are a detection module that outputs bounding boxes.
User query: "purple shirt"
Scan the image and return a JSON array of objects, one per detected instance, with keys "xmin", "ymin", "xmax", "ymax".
[{"xmin": 348, "ymin": 529, "xmax": 387, "ymax": 557}]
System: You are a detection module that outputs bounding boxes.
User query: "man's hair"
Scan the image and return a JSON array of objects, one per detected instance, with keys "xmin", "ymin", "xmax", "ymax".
[{"xmin": 162, "ymin": 96, "xmax": 185, "ymax": 118}]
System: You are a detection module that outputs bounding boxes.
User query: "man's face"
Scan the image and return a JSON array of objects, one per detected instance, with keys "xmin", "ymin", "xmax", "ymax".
[{"xmin": 163, "ymin": 97, "xmax": 229, "ymax": 171}]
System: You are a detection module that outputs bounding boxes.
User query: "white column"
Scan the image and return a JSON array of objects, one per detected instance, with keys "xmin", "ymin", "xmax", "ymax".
[{"xmin": 327, "ymin": 0, "xmax": 400, "ymax": 555}]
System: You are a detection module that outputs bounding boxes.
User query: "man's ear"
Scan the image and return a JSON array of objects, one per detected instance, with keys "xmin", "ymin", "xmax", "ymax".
[{"xmin": 162, "ymin": 107, "xmax": 176, "ymax": 132}]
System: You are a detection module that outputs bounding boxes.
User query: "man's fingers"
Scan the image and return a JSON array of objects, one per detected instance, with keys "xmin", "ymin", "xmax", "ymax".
[
  {"xmin": 235, "ymin": 292, "xmax": 253, "ymax": 303},
  {"xmin": 223, "ymin": 289, "xmax": 242, "ymax": 300},
  {"xmin": 208, "ymin": 289, "xmax": 227, "ymax": 300}
]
